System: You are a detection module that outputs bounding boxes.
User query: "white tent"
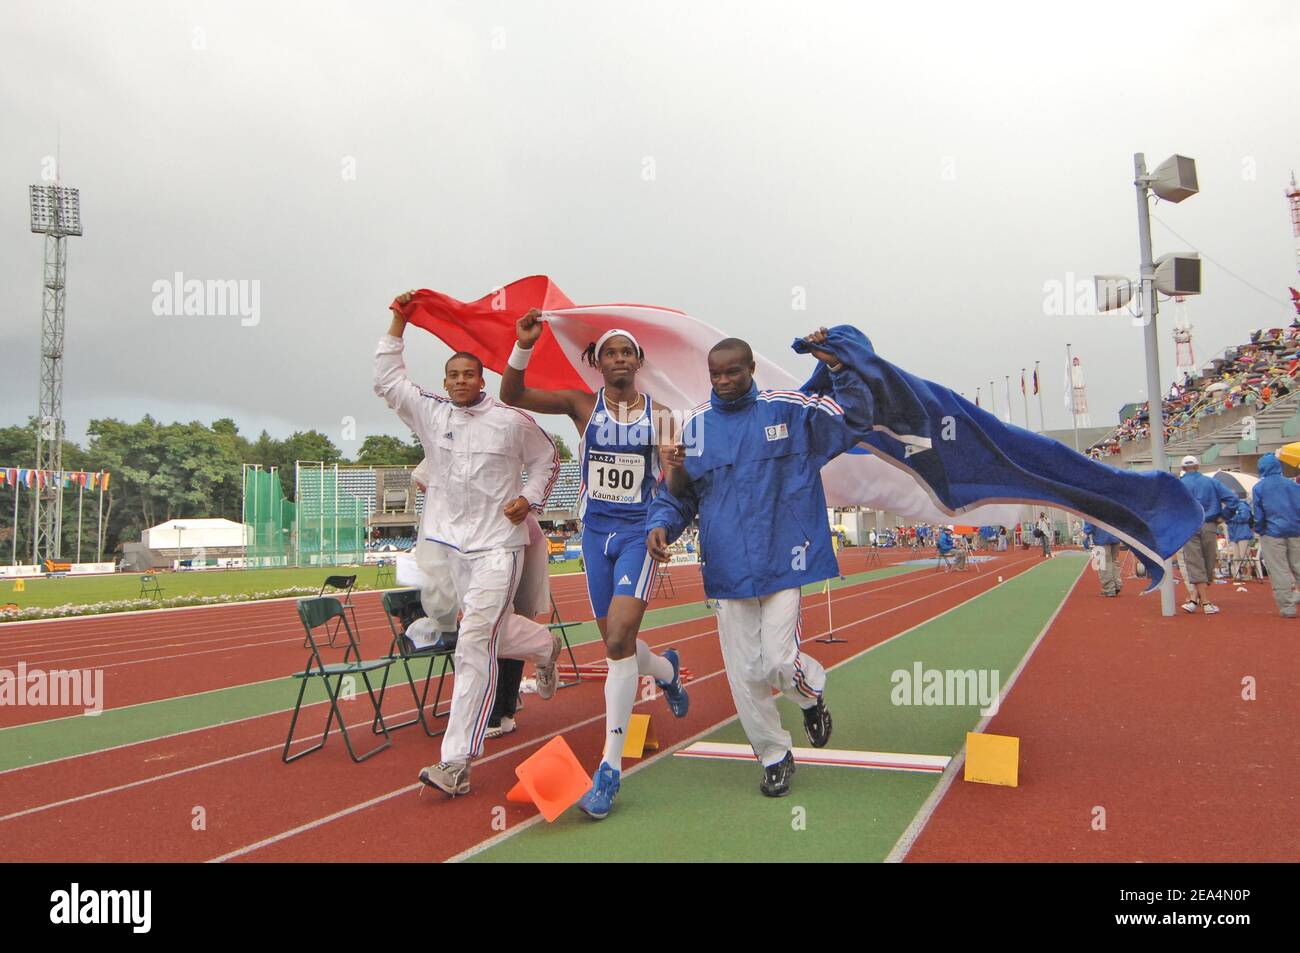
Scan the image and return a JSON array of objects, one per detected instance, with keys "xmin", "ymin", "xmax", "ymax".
[{"xmin": 142, "ymin": 518, "xmax": 244, "ymax": 551}]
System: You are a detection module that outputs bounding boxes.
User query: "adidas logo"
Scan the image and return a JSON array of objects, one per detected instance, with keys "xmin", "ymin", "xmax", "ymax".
[
  {"xmin": 443, "ymin": 432, "xmax": 453, "ymax": 440},
  {"xmin": 610, "ymin": 727, "xmax": 624, "ymax": 734},
  {"xmin": 619, "ymin": 574, "xmax": 632, "ymax": 585}
]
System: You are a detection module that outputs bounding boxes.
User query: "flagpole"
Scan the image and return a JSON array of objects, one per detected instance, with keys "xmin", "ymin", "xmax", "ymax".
[
  {"xmin": 12, "ymin": 478, "xmax": 19, "ymax": 566},
  {"xmin": 989, "ymin": 380, "xmax": 996, "ymax": 417},
  {"xmin": 1035, "ymin": 360, "xmax": 1045, "ymax": 433},
  {"xmin": 1066, "ymin": 343, "xmax": 1080, "ymax": 451},
  {"xmin": 1021, "ymin": 368, "xmax": 1030, "ymax": 429},
  {"xmin": 97, "ymin": 474, "xmax": 104, "ymax": 563},
  {"xmin": 76, "ymin": 477, "xmax": 83, "ymax": 563},
  {"xmin": 1004, "ymin": 375, "xmax": 1012, "ymax": 423}
]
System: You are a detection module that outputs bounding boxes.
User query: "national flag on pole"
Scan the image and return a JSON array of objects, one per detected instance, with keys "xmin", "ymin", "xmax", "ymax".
[
  {"xmin": 1032, "ymin": 366, "xmax": 1039, "ymax": 395},
  {"xmin": 1065, "ymin": 356, "xmax": 1091, "ymax": 427},
  {"xmin": 975, "ymin": 387, "xmax": 981, "ymax": 408},
  {"xmin": 1021, "ymin": 370, "xmax": 1026, "ymax": 395},
  {"xmin": 101, "ymin": 472, "xmax": 111, "ymax": 492}
]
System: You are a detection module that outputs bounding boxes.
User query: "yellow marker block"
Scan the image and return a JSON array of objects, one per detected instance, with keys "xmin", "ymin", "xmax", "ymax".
[
  {"xmin": 963, "ymin": 732, "xmax": 1019, "ymax": 787},
  {"xmin": 623, "ymin": 713, "xmax": 659, "ymax": 760},
  {"xmin": 12, "ymin": 578, "xmax": 25, "ymax": 592}
]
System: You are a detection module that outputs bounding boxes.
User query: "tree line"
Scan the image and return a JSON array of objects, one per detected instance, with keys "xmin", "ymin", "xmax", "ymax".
[{"xmin": 0, "ymin": 417, "xmax": 571, "ymax": 561}]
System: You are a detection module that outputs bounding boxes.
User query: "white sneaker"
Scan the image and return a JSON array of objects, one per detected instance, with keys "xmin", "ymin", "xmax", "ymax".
[
  {"xmin": 1181, "ymin": 601, "xmax": 1199, "ymax": 614},
  {"xmin": 1202, "ymin": 603, "xmax": 1220, "ymax": 615},
  {"xmin": 485, "ymin": 716, "xmax": 516, "ymax": 739},
  {"xmin": 536, "ymin": 633, "xmax": 562, "ymax": 700}
]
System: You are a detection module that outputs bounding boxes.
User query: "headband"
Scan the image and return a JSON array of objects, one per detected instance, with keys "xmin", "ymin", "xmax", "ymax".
[{"xmin": 594, "ymin": 328, "xmax": 642, "ymax": 359}]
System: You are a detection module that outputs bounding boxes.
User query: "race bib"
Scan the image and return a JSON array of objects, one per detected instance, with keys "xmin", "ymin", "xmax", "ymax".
[{"xmin": 587, "ymin": 451, "xmax": 644, "ymax": 504}]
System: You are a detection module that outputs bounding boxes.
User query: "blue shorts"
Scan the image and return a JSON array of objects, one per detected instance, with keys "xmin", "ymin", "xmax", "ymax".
[{"xmin": 582, "ymin": 528, "xmax": 659, "ymax": 620}]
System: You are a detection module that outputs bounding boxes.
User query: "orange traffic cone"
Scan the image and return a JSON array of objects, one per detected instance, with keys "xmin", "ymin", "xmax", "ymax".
[{"xmin": 505, "ymin": 735, "xmax": 591, "ymax": 822}]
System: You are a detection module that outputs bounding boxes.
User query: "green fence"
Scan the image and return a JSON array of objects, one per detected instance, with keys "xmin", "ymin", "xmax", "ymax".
[
  {"xmin": 242, "ymin": 465, "xmax": 294, "ymax": 567},
  {"xmin": 294, "ymin": 462, "xmax": 366, "ymax": 567}
]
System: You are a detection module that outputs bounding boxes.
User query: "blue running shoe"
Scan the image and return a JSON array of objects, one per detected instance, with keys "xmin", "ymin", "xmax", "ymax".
[
  {"xmin": 655, "ymin": 648, "xmax": 690, "ymax": 718},
  {"xmin": 577, "ymin": 761, "xmax": 621, "ymax": 820}
]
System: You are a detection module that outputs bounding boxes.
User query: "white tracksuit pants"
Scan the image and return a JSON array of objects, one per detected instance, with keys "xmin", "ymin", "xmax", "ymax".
[
  {"xmin": 714, "ymin": 587, "xmax": 827, "ymax": 768},
  {"xmin": 415, "ymin": 542, "xmax": 553, "ymax": 763}
]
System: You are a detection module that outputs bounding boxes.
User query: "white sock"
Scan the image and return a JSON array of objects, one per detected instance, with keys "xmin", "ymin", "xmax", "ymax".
[
  {"xmin": 601, "ymin": 656, "xmax": 638, "ymax": 772},
  {"xmin": 635, "ymin": 639, "xmax": 674, "ymax": 683}
]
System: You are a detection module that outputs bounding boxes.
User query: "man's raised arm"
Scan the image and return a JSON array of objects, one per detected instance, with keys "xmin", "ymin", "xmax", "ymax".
[
  {"xmin": 373, "ymin": 290, "xmax": 432, "ymax": 436},
  {"xmin": 499, "ymin": 308, "xmax": 590, "ymax": 425}
]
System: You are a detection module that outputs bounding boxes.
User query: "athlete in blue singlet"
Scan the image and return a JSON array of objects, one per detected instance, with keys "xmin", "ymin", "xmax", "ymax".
[{"xmin": 500, "ymin": 309, "xmax": 689, "ymax": 820}]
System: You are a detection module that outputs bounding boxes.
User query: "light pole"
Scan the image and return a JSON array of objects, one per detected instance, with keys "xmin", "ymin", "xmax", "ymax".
[
  {"xmin": 175, "ymin": 523, "xmax": 186, "ymax": 570},
  {"xmin": 28, "ymin": 184, "xmax": 82, "ymax": 565},
  {"xmin": 1095, "ymin": 153, "xmax": 1201, "ymax": 617}
]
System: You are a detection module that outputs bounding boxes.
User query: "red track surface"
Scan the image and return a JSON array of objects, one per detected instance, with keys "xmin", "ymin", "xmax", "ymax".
[
  {"xmin": 0, "ymin": 549, "xmax": 1039, "ymax": 862},
  {"xmin": 0, "ymin": 567, "xmax": 716, "ymax": 728},
  {"xmin": 906, "ymin": 569, "xmax": 1300, "ymax": 862}
]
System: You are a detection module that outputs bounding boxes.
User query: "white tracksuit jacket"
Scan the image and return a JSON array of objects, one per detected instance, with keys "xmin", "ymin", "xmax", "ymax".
[{"xmin": 372, "ymin": 335, "xmax": 560, "ymax": 553}]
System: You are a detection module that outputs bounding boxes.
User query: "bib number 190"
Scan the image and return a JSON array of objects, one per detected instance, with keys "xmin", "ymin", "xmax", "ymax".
[{"xmin": 587, "ymin": 451, "xmax": 644, "ymax": 504}]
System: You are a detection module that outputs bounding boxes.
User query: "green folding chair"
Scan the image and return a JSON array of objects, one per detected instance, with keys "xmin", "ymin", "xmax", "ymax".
[
  {"xmin": 304, "ymin": 574, "xmax": 358, "ymax": 648},
  {"xmin": 372, "ymin": 588, "xmax": 456, "ymax": 737},
  {"xmin": 284, "ymin": 596, "xmax": 394, "ymax": 764},
  {"xmin": 139, "ymin": 574, "xmax": 164, "ymax": 599},
  {"xmin": 547, "ymin": 593, "xmax": 584, "ymax": 688},
  {"xmin": 375, "ymin": 559, "xmax": 395, "ymax": 588}
]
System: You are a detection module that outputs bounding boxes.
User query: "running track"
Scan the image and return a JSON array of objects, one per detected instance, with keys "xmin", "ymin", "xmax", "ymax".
[{"xmin": 0, "ymin": 550, "xmax": 1040, "ymax": 861}]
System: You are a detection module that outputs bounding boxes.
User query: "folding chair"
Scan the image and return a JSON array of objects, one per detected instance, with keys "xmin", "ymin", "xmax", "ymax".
[
  {"xmin": 934, "ymin": 548, "xmax": 955, "ymax": 572},
  {"xmin": 372, "ymin": 588, "xmax": 454, "ymax": 737},
  {"xmin": 650, "ymin": 564, "xmax": 676, "ymax": 599},
  {"xmin": 548, "ymin": 593, "xmax": 584, "ymax": 688},
  {"xmin": 375, "ymin": 559, "xmax": 395, "ymax": 588},
  {"xmin": 139, "ymin": 574, "xmax": 164, "ymax": 599},
  {"xmin": 284, "ymin": 596, "xmax": 394, "ymax": 764},
  {"xmin": 863, "ymin": 545, "xmax": 882, "ymax": 567},
  {"xmin": 306, "ymin": 574, "xmax": 358, "ymax": 648}
]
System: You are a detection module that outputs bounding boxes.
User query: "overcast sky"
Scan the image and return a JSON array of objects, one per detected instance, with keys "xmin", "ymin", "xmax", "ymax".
[{"xmin": 2, "ymin": 0, "xmax": 1296, "ymax": 456}]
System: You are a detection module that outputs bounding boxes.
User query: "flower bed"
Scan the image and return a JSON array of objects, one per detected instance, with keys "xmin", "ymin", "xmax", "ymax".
[{"xmin": 0, "ymin": 587, "xmax": 320, "ymax": 623}]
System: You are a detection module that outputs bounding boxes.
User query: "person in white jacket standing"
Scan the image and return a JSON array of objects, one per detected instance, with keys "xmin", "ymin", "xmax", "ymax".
[{"xmin": 375, "ymin": 291, "xmax": 562, "ymax": 797}]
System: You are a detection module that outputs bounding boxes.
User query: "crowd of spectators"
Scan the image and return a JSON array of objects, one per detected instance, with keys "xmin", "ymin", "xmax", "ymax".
[{"xmin": 1088, "ymin": 325, "xmax": 1300, "ymax": 459}]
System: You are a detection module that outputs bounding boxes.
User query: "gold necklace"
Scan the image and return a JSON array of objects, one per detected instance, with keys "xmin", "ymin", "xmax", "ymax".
[{"xmin": 607, "ymin": 390, "xmax": 645, "ymax": 423}]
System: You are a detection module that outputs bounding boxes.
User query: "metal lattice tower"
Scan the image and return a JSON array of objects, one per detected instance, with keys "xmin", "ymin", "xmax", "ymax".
[{"xmin": 28, "ymin": 183, "xmax": 82, "ymax": 565}]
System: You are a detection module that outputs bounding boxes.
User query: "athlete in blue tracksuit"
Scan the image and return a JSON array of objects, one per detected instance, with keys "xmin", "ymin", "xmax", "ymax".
[
  {"xmin": 647, "ymin": 329, "xmax": 872, "ymax": 797},
  {"xmin": 1251, "ymin": 453, "xmax": 1300, "ymax": 616},
  {"xmin": 1082, "ymin": 520, "xmax": 1124, "ymax": 596},
  {"xmin": 1223, "ymin": 496, "xmax": 1255, "ymax": 581},
  {"xmin": 500, "ymin": 310, "xmax": 689, "ymax": 820},
  {"xmin": 1177, "ymin": 455, "xmax": 1239, "ymax": 614}
]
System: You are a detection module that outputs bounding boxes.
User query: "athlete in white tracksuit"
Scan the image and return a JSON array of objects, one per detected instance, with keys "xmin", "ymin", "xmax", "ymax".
[{"xmin": 374, "ymin": 295, "xmax": 561, "ymax": 795}]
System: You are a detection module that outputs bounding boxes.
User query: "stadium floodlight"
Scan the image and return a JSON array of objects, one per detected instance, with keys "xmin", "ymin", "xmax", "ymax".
[
  {"xmin": 1147, "ymin": 154, "xmax": 1199, "ymax": 203},
  {"xmin": 1153, "ymin": 251, "xmax": 1201, "ymax": 296},
  {"xmin": 29, "ymin": 185, "xmax": 82, "ymax": 236},
  {"xmin": 1093, "ymin": 275, "xmax": 1134, "ymax": 313}
]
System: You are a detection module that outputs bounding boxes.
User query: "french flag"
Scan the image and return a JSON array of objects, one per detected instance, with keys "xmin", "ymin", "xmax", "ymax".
[{"xmin": 393, "ymin": 275, "xmax": 1197, "ymax": 584}]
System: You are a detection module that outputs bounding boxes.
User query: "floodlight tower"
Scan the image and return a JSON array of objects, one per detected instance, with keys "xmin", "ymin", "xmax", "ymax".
[{"xmin": 28, "ymin": 183, "xmax": 82, "ymax": 564}]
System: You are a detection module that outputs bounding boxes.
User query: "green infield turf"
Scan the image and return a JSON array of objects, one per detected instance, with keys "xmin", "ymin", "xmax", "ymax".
[{"xmin": 467, "ymin": 553, "xmax": 1086, "ymax": 862}]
